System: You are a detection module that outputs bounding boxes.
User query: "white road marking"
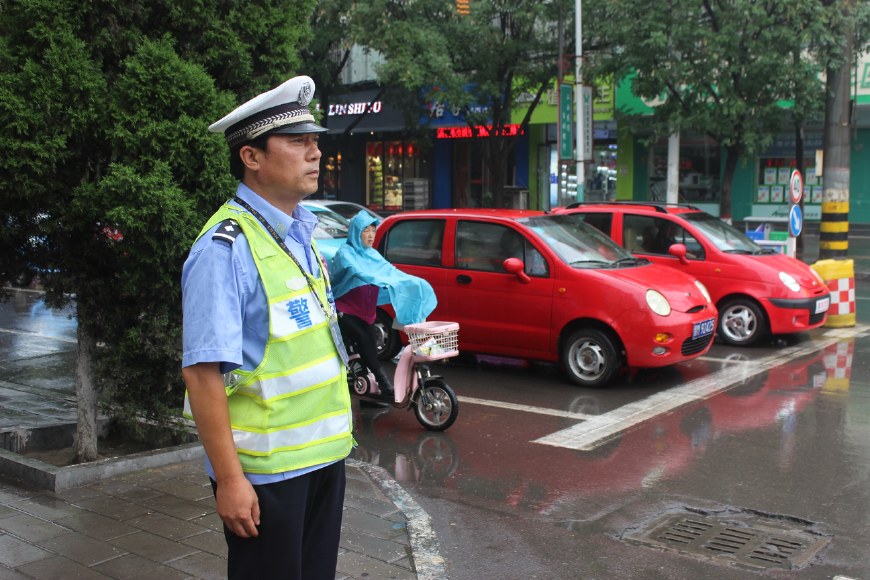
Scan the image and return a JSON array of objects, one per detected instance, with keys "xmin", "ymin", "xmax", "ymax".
[
  {"xmin": 534, "ymin": 324, "xmax": 870, "ymax": 451},
  {"xmin": 457, "ymin": 324, "xmax": 870, "ymax": 447},
  {"xmin": 457, "ymin": 396, "xmax": 595, "ymax": 420},
  {"xmin": 0, "ymin": 328, "xmax": 78, "ymax": 344}
]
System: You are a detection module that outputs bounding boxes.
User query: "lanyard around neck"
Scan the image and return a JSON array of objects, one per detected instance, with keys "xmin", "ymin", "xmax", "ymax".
[{"xmin": 232, "ymin": 197, "xmax": 334, "ymax": 319}]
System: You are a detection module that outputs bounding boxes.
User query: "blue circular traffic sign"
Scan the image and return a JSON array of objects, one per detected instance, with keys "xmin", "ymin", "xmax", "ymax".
[{"xmin": 789, "ymin": 204, "xmax": 803, "ymax": 237}]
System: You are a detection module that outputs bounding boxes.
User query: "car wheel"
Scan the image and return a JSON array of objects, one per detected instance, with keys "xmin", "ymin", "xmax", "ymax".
[
  {"xmin": 561, "ymin": 328, "xmax": 621, "ymax": 388},
  {"xmin": 374, "ymin": 309, "xmax": 402, "ymax": 360},
  {"xmin": 718, "ymin": 298, "xmax": 767, "ymax": 347}
]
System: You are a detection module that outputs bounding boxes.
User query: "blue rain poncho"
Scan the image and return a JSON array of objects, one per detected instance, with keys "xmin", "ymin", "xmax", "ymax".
[{"xmin": 329, "ymin": 211, "xmax": 437, "ymax": 326}]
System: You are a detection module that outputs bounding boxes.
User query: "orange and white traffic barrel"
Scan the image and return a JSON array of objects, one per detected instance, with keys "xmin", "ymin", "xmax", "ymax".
[{"xmin": 811, "ymin": 259, "xmax": 856, "ymax": 327}]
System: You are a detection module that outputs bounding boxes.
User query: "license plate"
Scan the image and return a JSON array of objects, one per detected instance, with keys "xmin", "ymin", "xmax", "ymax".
[
  {"xmin": 692, "ymin": 318, "xmax": 715, "ymax": 339},
  {"xmin": 815, "ymin": 297, "xmax": 830, "ymax": 314}
]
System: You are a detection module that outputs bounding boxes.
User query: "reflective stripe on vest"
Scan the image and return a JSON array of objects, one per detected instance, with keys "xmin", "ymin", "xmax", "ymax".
[{"xmin": 183, "ymin": 204, "xmax": 352, "ymax": 474}]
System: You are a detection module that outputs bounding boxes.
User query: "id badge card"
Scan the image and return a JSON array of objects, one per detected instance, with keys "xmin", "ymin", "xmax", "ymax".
[{"xmin": 328, "ymin": 315, "xmax": 349, "ymax": 365}]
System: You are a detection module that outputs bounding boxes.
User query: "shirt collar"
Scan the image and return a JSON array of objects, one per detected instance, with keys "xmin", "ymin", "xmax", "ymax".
[{"xmin": 234, "ymin": 183, "xmax": 318, "ymax": 241}]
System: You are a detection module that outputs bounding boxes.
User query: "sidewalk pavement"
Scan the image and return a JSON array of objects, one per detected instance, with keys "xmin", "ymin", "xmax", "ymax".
[{"xmin": 0, "ymin": 290, "xmax": 445, "ymax": 579}]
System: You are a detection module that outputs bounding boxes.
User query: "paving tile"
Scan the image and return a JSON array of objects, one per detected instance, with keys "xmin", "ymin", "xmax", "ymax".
[
  {"xmin": 53, "ymin": 511, "xmax": 139, "ymax": 541},
  {"xmin": 0, "ymin": 513, "xmax": 70, "ymax": 542},
  {"xmin": 144, "ymin": 478, "xmax": 213, "ymax": 502},
  {"xmin": 73, "ymin": 495, "xmax": 152, "ymax": 521},
  {"xmin": 109, "ymin": 530, "xmax": 200, "ymax": 563},
  {"xmin": 15, "ymin": 555, "xmax": 111, "ymax": 579},
  {"xmin": 336, "ymin": 550, "xmax": 416, "ymax": 580},
  {"xmin": 165, "ymin": 549, "xmax": 226, "ymax": 579},
  {"xmin": 9, "ymin": 494, "xmax": 84, "ymax": 521},
  {"xmin": 344, "ymin": 493, "xmax": 403, "ymax": 518},
  {"xmin": 91, "ymin": 552, "xmax": 192, "ymax": 580},
  {"xmin": 0, "ymin": 533, "xmax": 52, "ymax": 568},
  {"xmin": 340, "ymin": 526, "xmax": 411, "ymax": 564},
  {"xmin": 136, "ymin": 492, "xmax": 212, "ymax": 521},
  {"xmin": 0, "ymin": 563, "xmax": 30, "ymax": 579},
  {"xmin": 125, "ymin": 510, "xmax": 211, "ymax": 540},
  {"xmin": 37, "ymin": 531, "xmax": 128, "ymax": 567},
  {"xmin": 90, "ymin": 480, "xmax": 164, "ymax": 503},
  {"xmin": 189, "ymin": 511, "xmax": 222, "ymax": 532},
  {"xmin": 0, "ymin": 505, "xmax": 19, "ymax": 520},
  {"xmin": 53, "ymin": 485, "xmax": 106, "ymax": 504},
  {"xmin": 342, "ymin": 508, "xmax": 409, "ymax": 541},
  {"xmin": 0, "ymin": 487, "xmax": 32, "ymax": 504},
  {"xmin": 180, "ymin": 529, "xmax": 227, "ymax": 557}
]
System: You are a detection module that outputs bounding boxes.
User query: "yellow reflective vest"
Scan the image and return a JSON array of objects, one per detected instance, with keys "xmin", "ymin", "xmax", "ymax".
[{"xmin": 184, "ymin": 204, "xmax": 353, "ymax": 474}]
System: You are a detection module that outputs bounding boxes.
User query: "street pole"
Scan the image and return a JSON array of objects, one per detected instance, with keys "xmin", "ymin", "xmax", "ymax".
[
  {"xmin": 666, "ymin": 132, "xmax": 680, "ymax": 204},
  {"xmin": 819, "ymin": 0, "xmax": 852, "ymax": 260},
  {"xmin": 574, "ymin": 0, "xmax": 585, "ymax": 202}
]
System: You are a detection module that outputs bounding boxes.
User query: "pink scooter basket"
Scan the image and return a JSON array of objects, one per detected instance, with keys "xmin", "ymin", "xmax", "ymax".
[{"xmin": 404, "ymin": 321, "xmax": 460, "ymax": 361}]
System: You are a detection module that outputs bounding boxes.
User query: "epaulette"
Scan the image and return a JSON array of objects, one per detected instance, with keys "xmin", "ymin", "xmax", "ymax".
[{"xmin": 212, "ymin": 219, "xmax": 242, "ymax": 245}]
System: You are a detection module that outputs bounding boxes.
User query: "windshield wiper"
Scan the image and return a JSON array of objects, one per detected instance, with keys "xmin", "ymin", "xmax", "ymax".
[
  {"xmin": 569, "ymin": 259, "xmax": 612, "ymax": 267},
  {"xmin": 723, "ymin": 249, "xmax": 753, "ymax": 254},
  {"xmin": 612, "ymin": 257, "xmax": 645, "ymax": 267}
]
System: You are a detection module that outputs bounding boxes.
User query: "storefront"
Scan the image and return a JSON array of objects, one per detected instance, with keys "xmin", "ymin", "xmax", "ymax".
[
  {"xmin": 513, "ymin": 78, "xmax": 617, "ymax": 209},
  {"xmin": 320, "ymin": 89, "xmax": 431, "ymax": 213}
]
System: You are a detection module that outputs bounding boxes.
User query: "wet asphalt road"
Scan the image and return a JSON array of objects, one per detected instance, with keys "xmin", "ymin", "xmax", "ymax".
[
  {"xmin": 3, "ymin": 236, "xmax": 870, "ymax": 579},
  {"xmin": 349, "ymin": 267, "xmax": 870, "ymax": 579}
]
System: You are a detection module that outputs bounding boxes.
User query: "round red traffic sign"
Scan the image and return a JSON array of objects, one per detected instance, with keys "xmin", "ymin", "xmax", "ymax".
[{"xmin": 789, "ymin": 170, "xmax": 803, "ymax": 204}]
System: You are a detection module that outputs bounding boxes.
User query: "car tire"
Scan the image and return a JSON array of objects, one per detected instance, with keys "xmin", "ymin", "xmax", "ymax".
[
  {"xmin": 718, "ymin": 298, "xmax": 767, "ymax": 347},
  {"xmin": 374, "ymin": 308, "xmax": 402, "ymax": 360},
  {"xmin": 561, "ymin": 328, "xmax": 621, "ymax": 388}
]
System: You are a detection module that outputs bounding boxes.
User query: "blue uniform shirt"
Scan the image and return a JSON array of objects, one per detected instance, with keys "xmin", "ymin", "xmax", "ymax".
[{"xmin": 182, "ymin": 184, "xmax": 330, "ymax": 484}]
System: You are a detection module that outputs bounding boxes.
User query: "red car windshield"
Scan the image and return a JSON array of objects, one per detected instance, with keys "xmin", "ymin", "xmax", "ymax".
[
  {"xmin": 683, "ymin": 213, "xmax": 764, "ymax": 254},
  {"xmin": 518, "ymin": 214, "xmax": 635, "ymax": 267}
]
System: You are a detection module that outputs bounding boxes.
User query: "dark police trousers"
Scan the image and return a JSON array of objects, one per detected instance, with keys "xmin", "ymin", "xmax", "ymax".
[{"xmin": 212, "ymin": 460, "xmax": 346, "ymax": 579}]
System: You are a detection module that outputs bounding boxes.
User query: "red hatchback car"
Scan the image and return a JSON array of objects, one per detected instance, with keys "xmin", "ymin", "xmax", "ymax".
[
  {"xmin": 373, "ymin": 209, "xmax": 718, "ymax": 388},
  {"xmin": 560, "ymin": 202, "xmax": 830, "ymax": 346}
]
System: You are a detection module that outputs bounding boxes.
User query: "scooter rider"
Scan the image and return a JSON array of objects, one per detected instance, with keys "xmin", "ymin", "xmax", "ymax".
[{"xmin": 330, "ymin": 211, "xmax": 436, "ymax": 398}]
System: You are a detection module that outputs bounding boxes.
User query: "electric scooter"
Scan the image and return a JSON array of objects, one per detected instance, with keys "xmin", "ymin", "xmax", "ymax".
[{"xmin": 346, "ymin": 321, "xmax": 460, "ymax": 431}]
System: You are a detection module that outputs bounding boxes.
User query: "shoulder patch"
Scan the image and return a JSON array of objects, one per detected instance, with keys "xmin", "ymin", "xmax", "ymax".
[{"xmin": 212, "ymin": 219, "xmax": 242, "ymax": 245}]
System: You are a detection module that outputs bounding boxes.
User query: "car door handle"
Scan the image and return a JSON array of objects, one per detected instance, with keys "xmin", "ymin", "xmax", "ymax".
[{"xmin": 456, "ymin": 274, "xmax": 472, "ymax": 284}]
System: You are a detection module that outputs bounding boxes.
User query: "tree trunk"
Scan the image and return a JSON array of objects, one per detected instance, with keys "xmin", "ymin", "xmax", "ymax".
[
  {"xmin": 74, "ymin": 322, "xmax": 99, "ymax": 463},
  {"xmin": 719, "ymin": 144, "xmax": 739, "ymax": 223},
  {"xmin": 819, "ymin": 20, "xmax": 852, "ymax": 260}
]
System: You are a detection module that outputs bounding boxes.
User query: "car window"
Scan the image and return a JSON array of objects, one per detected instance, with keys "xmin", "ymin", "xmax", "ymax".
[
  {"xmin": 631, "ymin": 215, "xmax": 705, "ymax": 259},
  {"xmin": 623, "ymin": 214, "xmax": 660, "ymax": 253},
  {"xmin": 577, "ymin": 212, "xmax": 612, "ymax": 236},
  {"xmin": 381, "ymin": 219, "xmax": 444, "ymax": 266},
  {"xmin": 684, "ymin": 212, "xmax": 761, "ymax": 253},
  {"xmin": 324, "ymin": 203, "xmax": 358, "ymax": 220},
  {"xmin": 455, "ymin": 221, "xmax": 548, "ymax": 276},
  {"xmin": 302, "ymin": 203, "xmax": 351, "ymax": 239},
  {"xmin": 518, "ymin": 214, "xmax": 631, "ymax": 266}
]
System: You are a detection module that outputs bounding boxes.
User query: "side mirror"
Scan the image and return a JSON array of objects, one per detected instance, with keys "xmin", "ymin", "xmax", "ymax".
[
  {"xmin": 503, "ymin": 257, "xmax": 531, "ymax": 283},
  {"xmin": 668, "ymin": 243, "xmax": 690, "ymax": 265}
]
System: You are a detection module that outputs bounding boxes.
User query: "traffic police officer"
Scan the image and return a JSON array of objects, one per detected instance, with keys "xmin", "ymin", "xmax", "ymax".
[{"xmin": 181, "ymin": 75, "xmax": 353, "ymax": 579}]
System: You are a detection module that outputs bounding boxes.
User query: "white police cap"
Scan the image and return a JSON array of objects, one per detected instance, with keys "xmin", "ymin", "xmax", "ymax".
[{"xmin": 209, "ymin": 75, "xmax": 326, "ymax": 147}]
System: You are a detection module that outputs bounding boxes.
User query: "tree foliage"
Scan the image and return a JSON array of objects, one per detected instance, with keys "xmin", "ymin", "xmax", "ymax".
[
  {"xmin": 347, "ymin": 0, "xmax": 571, "ymax": 207},
  {"xmin": 0, "ymin": 0, "xmax": 316, "ymax": 443},
  {"xmin": 584, "ymin": 0, "xmax": 833, "ymax": 217}
]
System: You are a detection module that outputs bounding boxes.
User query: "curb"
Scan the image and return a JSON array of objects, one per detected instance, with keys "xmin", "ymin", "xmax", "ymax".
[{"xmin": 349, "ymin": 459, "xmax": 447, "ymax": 580}]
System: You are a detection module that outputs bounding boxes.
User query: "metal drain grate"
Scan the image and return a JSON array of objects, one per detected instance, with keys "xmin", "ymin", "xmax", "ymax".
[{"xmin": 625, "ymin": 512, "xmax": 830, "ymax": 571}]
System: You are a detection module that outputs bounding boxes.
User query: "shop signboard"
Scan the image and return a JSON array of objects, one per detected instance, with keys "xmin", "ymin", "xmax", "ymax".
[{"xmin": 559, "ymin": 83, "xmax": 573, "ymax": 161}]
